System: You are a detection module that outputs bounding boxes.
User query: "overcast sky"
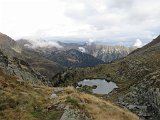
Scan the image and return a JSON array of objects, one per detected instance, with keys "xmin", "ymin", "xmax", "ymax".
[{"xmin": 0, "ymin": 0, "xmax": 160, "ymax": 47}]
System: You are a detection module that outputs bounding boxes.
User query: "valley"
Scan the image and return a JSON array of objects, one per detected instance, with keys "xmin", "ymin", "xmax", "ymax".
[
  {"xmin": 0, "ymin": 32, "xmax": 141, "ymax": 120},
  {"xmin": 52, "ymin": 35, "xmax": 160, "ymax": 119},
  {"xmin": 0, "ymin": 32, "xmax": 160, "ymax": 120}
]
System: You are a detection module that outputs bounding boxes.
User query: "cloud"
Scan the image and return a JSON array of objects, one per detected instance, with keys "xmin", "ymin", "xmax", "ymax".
[
  {"xmin": 0, "ymin": 0, "xmax": 160, "ymax": 46},
  {"xmin": 133, "ymin": 39, "xmax": 143, "ymax": 48},
  {"xmin": 20, "ymin": 37, "xmax": 63, "ymax": 49},
  {"xmin": 16, "ymin": 29, "xmax": 63, "ymax": 48},
  {"xmin": 24, "ymin": 39, "xmax": 63, "ymax": 49},
  {"xmin": 87, "ymin": 38, "xmax": 96, "ymax": 45},
  {"xmin": 63, "ymin": 0, "xmax": 160, "ymax": 42}
]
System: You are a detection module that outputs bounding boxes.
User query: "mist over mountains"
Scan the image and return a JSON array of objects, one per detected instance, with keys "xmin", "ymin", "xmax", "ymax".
[{"xmin": 16, "ymin": 36, "xmax": 145, "ymax": 49}]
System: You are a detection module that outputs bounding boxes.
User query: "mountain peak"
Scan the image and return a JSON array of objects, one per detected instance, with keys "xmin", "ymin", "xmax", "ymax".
[
  {"xmin": 0, "ymin": 32, "xmax": 15, "ymax": 46},
  {"xmin": 143, "ymin": 35, "xmax": 160, "ymax": 48},
  {"xmin": 130, "ymin": 35, "xmax": 160, "ymax": 55}
]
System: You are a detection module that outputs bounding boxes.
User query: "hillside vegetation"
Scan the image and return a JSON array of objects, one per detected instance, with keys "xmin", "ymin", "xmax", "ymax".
[{"xmin": 0, "ymin": 69, "xmax": 139, "ymax": 120}]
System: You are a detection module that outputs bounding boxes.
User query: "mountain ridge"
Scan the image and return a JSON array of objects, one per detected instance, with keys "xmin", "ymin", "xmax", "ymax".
[
  {"xmin": 17, "ymin": 39, "xmax": 135, "ymax": 63},
  {"xmin": 43, "ymin": 49, "xmax": 105, "ymax": 68}
]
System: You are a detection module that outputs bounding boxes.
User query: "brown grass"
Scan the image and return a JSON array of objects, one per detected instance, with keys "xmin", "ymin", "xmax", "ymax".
[
  {"xmin": 54, "ymin": 87, "xmax": 139, "ymax": 120},
  {"xmin": 0, "ymin": 68, "xmax": 139, "ymax": 120}
]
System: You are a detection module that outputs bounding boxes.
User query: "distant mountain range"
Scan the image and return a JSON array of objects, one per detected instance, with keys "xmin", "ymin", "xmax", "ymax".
[
  {"xmin": 43, "ymin": 49, "xmax": 104, "ymax": 68},
  {"xmin": 57, "ymin": 41, "xmax": 136, "ymax": 63},
  {"xmin": 18, "ymin": 39, "xmax": 135, "ymax": 63},
  {"xmin": 17, "ymin": 39, "xmax": 105, "ymax": 68},
  {"xmin": 83, "ymin": 43, "xmax": 135, "ymax": 63}
]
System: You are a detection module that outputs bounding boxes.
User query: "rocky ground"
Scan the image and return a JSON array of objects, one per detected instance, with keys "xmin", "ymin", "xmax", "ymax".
[{"xmin": 0, "ymin": 68, "xmax": 139, "ymax": 120}]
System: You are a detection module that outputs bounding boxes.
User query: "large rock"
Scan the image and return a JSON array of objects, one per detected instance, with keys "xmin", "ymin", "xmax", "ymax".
[{"xmin": 60, "ymin": 106, "xmax": 91, "ymax": 120}]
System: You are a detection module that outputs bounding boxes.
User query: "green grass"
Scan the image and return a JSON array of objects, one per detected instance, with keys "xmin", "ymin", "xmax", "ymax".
[
  {"xmin": 48, "ymin": 111, "xmax": 63, "ymax": 120},
  {"xmin": 31, "ymin": 111, "xmax": 43, "ymax": 118},
  {"xmin": 65, "ymin": 96, "xmax": 80, "ymax": 107}
]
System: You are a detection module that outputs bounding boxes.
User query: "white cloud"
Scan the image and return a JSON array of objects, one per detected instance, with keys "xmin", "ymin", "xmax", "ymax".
[
  {"xmin": 133, "ymin": 39, "xmax": 143, "ymax": 48},
  {"xmin": 0, "ymin": 0, "xmax": 160, "ymax": 46},
  {"xmin": 23, "ymin": 39, "xmax": 63, "ymax": 48}
]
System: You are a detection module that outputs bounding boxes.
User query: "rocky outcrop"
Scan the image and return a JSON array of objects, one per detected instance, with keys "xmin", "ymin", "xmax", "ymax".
[
  {"xmin": 60, "ymin": 106, "xmax": 90, "ymax": 120},
  {"xmin": 0, "ymin": 50, "xmax": 45, "ymax": 84},
  {"xmin": 118, "ymin": 77, "xmax": 160, "ymax": 120}
]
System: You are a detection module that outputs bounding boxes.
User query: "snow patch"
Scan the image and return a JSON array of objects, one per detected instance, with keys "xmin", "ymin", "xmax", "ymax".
[{"xmin": 78, "ymin": 47, "xmax": 86, "ymax": 52}]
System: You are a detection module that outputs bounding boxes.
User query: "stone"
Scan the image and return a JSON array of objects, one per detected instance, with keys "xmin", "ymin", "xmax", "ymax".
[
  {"xmin": 53, "ymin": 87, "xmax": 64, "ymax": 94},
  {"xmin": 60, "ymin": 106, "xmax": 90, "ymax": 120},
  {"xmin": 50, "ymin": 93, "xmax": 57, "ymax": 99}
]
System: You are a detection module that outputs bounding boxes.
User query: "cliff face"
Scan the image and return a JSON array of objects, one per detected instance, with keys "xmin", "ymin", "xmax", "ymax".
[
  {"xmin": 0, "ymin": 33, "xmax": 47, "ymax": 84},
  {"xmin": 84, "ymin": 44, "xmax": 134, "ymax": 62},
  {"xmin": 0, "ymin": 33, "xmax": 16, "ymax": 47},
  {"xmin": 0, "ymin": 49, "xmax": 44, "ymax": 84}
]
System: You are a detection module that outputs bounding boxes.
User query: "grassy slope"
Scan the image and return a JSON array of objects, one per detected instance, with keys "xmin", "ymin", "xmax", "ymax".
[
  {"xmin": 0, "ymin": 69, "xmax": 139, "ymax": 120},
  {"xmin": 0, "ymin": 69, "xmax": 54, "ymax": 120}
]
